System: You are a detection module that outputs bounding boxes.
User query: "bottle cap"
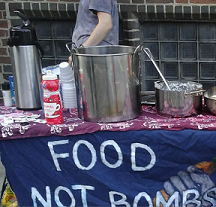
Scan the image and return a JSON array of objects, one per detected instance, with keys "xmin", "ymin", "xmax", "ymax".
[
  {"xmin": 2, "ymin": 82, "xmax": 10, "ymax": 90},
  {"xmin": 42, "ymin": 70, "xmax": 57, "ymax": 80}
]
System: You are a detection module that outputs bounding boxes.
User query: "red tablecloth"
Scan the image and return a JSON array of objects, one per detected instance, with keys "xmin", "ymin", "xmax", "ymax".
[{"xmin": 1, "ymin": 105, "xmax": 216, "ymax": 140}]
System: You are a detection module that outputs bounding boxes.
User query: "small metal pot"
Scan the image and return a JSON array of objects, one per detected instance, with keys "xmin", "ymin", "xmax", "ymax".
[
  {"xmin": 204, "ymin": 86, "xmax": 216, "ymax": 115},
  {"xmin": 155, "ymin": 81, "xmax": 204, "ymax": 117}
]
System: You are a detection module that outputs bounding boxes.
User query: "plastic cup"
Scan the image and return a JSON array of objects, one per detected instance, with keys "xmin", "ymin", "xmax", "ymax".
[
  {"xmin": 62, "ymin": 89, "xmax": 75, "ymax": 94},
  {"xmin": 59, "ymin": 74, "xmax": 74, "ymax": 82},
  {"xmin": 59, "ymin": 62, "xmax": 74, "ymax": 82},
  {"xmin": 64, "ymin": 101, "xmax": 77, "ymax": 109},
  {"xmin": 61, "ymin": 82, "xmax": 75, "ymax": 89},
  {"xmin": 59, "ymin": 62, "xmax": 72, "ymax": 71}
]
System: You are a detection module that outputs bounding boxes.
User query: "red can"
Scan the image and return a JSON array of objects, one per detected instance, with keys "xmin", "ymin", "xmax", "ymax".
[{"xmin": 41, "ymin": 70, "xmax": 63, "ymax": 125}]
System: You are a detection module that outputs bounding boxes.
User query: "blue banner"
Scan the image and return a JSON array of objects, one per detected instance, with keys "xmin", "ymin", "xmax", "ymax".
[{"xmin": 0, "ymin": 129, "xmax": 216, "ymax": 207}]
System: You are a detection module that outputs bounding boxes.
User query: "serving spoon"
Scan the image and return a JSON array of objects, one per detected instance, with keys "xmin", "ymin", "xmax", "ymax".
[{"xmin": 143, "ymin": 48, "xmax": 171, "ymax": 90}]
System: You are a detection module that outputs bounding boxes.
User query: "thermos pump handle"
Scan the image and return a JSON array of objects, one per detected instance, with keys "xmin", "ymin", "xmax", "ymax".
[
  {"xmin": 14, "ymin": 10, "xmax": 31, "ymax": 26},
  {"xmin": 13, "ymin": 11, "xmax": 44, "ymax": 59}
]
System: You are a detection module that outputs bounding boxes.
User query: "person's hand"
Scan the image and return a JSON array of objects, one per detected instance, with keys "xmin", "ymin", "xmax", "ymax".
[{"xmin": 68, "ymin": 56, "xmax": 72, "ymax": 67}]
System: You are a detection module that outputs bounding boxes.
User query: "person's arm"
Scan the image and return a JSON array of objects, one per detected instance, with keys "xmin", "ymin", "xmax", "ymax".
[
  {"xmin": 82, "ymin": 11, "xmax": 112, "ymax": 47},
  {"xmin": 68, "ymin": 11, "xmax": 113, "ymax": 66}
]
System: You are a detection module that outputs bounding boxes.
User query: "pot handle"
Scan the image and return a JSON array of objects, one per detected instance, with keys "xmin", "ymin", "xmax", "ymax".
[
  {"xmin": 66, "ymin": 42, "xmax": 72, "ymax": 52},
  {"xmin": 133, "ymin": 43, "xmax": 145, "ymax": 82},
  {"xmin": 66, "ymin": 42, "xmax": 78, "ymax": 53},
  {"xmin": 134, "ymin": 43, "xmax": 145, "ymax": 55},
  {"xmin": 185, "ymin": 90, "xmax": 206, "ymax": 95}
]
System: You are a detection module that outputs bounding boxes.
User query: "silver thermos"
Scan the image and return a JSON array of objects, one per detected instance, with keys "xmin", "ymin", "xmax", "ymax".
[{"xmin": 7, "ymin": 11, "xmax": 44, "ymax": 110}]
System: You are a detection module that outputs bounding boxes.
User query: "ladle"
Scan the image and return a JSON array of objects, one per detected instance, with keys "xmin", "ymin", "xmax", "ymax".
[{"xmin": 143, "ymin": 48, "xmax": 171, "ymax": 90}]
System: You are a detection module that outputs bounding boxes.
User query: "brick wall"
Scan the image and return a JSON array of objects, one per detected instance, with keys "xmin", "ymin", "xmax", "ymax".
[{"xmin": 1, "ymin": 0, "xmax": 216, "ymax": 101}]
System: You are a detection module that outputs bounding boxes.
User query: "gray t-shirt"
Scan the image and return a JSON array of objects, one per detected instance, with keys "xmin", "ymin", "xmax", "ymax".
[{"xmin": 72, "ymin": 0, "xmax": 119, "ymax": 48}]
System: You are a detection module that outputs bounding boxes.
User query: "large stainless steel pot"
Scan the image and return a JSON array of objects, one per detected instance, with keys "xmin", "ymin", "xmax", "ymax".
[
  {"xmin": 66, "ymin": 43, "xmax": 144, "ymax": 122},
  {"xmin": 155, "ymin": 81, "xmax": 204, "ymax": 117}
]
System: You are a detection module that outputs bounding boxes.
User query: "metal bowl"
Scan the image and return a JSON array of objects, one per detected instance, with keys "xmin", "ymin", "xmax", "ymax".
[{"xmin": 204, "ymin": 86, "xmax": 216, "ymax": 115}]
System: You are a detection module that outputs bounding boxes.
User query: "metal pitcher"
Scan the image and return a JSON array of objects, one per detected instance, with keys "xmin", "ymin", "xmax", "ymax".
[{"xmin": 7, "ymin": 11, "xmax": 44, "ymax": 110}]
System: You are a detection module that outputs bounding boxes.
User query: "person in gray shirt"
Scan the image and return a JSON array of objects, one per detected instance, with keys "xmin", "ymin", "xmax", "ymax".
[{"xmin": 72, "ymin": 0, "xmax": 119, "ymax": 48}]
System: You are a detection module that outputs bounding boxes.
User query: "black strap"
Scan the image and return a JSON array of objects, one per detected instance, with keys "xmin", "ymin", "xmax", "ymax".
[{"xmin": 35, "ymin": 41, "xmax": 44, "ymax": 58}]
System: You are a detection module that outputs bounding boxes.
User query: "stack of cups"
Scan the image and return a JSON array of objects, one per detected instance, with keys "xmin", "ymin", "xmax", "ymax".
[{"xmin": 59, "ymin": 62, "xmax": 77, "ymax": 109}]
